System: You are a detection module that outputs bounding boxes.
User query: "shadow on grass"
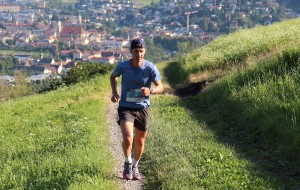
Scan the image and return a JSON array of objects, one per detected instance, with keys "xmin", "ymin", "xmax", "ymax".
[
  {"xmin": 181, "ymin": 100, "xmax": 298, "ymax": 188},
  {"xmin": 163, "ymin": 61, "xmax": 188, "ymax": 88}
]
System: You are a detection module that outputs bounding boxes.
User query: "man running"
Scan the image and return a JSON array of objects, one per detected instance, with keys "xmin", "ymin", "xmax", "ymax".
[{"xmin": 110, "ymin": 38, "xmax": 163, "ymax": 180}]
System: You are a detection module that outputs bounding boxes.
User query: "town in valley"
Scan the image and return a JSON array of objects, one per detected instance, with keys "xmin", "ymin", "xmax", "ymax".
[{"xmin": 0, "ymin": 0, "xmax": 298, "ymax": 87}]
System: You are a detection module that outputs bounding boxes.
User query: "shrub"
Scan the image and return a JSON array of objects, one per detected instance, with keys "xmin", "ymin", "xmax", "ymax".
[{"xmin": 63, "ymin": 62, "xmax": 114, "ymax": 85}]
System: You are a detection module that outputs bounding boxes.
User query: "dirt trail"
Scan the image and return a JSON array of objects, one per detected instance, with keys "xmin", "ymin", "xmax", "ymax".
[{"xmin": 108, "ymin": 102, "xmax": 144, "ymax": 190}]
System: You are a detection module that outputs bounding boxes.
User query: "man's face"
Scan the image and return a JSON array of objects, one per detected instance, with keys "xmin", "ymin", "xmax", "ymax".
[{"xmin": 131, "ymin": 48, "xmax": 146, "ymax": 62}]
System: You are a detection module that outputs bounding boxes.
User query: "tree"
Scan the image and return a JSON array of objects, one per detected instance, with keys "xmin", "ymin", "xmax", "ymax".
[
  {"xmin": 208, "ymin": 21, "xmax": 218, "ymax": 32},
  {"xmin": 86, "ymin": 23, "xmax": 98, "ymax": 30},
  {"xmin": 0, "ymin": 57, "xmax": 14, "ymax": 75},
  {"xmin": 112, "ymin": 28, "xmax": 129, "ymax": 38},
  {"xmin": 103, "ymin": 21, "xmax": 117, "ymax": 33},
  {"xmin": 63, "ymin": 62, "xmax": 113, "ymax": 85},
  {"xmin": 0, "ymin": 81, "xmax": 9, "ymax": 101},
  {"xmin": 177, "ymin": 42, "xmax": 189, "ymax": 53},
  {"xmin": 0, "ymin": 60, "xmax": 6, "ymax": 74},
  {"xmin": 51, "ymin": 13, "xmax": 59, "ymax": 21},
  {"xmin": 11, "ymin": 71, "xmax": 32, "ymax": 99},
  {"xmin": 250, "ymin": 11, "xmax": 261, "ymax": 24},
  {"xmin": 0, "ymin": 23, "xmax": 5, "ymax": 29},
  {"xmin": 47, "ymin": 0, "xmax": 62, "ymax": 9},
  {"xmin": 238, "ymin": 16, "xmax": 252, "ymax": 28},
  {"xmin": 198, "ymin": 17, "xmax": 209, "ymax": 31},
  {"xmin": 124, "ymin": 12, "xmax": 135, "ymax": 26},
  {"xmin": 272, "ymin": 6, "xmax": 288, "ymax": 22},
  {"xmin": 144, "ymin": 39, "xmax": 168, "ymax": 63},
  {"xmin": 5, "ymin": 39, "xmax": 14, "ymax": 46}
]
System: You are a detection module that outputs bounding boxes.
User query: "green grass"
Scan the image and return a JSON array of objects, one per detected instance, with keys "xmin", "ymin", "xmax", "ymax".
[
  {"xmin": 143, "ymin": 18, "xmax": 300, "ymax": 189},
  {"xmin": 143, "ymin": 95, "xmax": 281, "ymax": 189},
  {"xmin": 215, "ymin": 49, "xmax": 300, "ymax": 163},
  {"xmin": 179, "ymin": 18, "xmax": 300, "ymax": 82},
  {"xmin": 2, "ymin": 17, "xmax": 300, "ymax": 190},
  {"xmin": 0, "ymin": 75, "xmax": 120, "ymax": 189}
]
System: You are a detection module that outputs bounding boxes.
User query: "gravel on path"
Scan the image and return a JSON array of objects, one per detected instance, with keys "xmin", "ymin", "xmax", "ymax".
[{"xmin": 108, "ymin": 102, "xmax": 144, "ymax": 190}]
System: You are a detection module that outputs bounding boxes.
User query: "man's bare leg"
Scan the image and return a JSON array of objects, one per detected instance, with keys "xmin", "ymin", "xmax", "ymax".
[
  {"xmin": 133, "ymin": 128, "xmax": 147, "ymax": 162},
  {"xmin": 120, "ymin": 120, "xmax": 134, "ymax": 160},
  {"xmin": 132, "ymin": 128, "xmax": 147, "ymax": 180},
  {"xmin": 120, "ymin": 120, "xmax": 134, "ymax": 179}
]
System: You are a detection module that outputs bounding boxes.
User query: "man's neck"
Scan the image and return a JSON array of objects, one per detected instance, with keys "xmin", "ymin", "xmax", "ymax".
[{"xmin": 130, "ymin": 59, "xmax": 143, "ymax": 67}]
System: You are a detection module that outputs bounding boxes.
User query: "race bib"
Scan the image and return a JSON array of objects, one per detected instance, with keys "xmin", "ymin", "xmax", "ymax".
[{"xmin": 126, "ymin": 89, "xmax": 145, "ymax": 102}]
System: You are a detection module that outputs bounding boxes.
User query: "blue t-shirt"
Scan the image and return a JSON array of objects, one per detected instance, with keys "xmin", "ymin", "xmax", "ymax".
[{"xmin": 113, "ymin": 59, "xmax": 161, "ymax": 108}]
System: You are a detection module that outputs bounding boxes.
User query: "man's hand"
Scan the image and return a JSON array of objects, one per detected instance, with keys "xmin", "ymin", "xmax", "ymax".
[
  {"xmin": 110, "ymin": 73, "xmax": 120, "ymax": 102},
  {"xmin": 141, "ymin": 87, "xmax": 151, "ymax": 96},
  {"xmin": 111, "ymin": 93, "xmax": 120, "ymax": 103}
]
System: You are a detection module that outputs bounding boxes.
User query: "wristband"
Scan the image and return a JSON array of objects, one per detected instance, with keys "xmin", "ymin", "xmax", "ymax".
[{"xmin": 150, "ymin": 88, "xmax": 154, "ymax": 94}]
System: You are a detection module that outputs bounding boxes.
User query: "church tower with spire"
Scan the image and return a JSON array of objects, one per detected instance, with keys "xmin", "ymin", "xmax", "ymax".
[{"xmin": 78, "ymin": 13, "xmax": 82, "ymax": 26}]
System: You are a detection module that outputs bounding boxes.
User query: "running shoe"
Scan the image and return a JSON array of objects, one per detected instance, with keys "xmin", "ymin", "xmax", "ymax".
[
  {"xmin": 132, "ymin": 165, "xmax": 141, "ymax": 180},
  {"xmin": 123, "ymin": 162, "xmax": 132, "ymax": 180}
]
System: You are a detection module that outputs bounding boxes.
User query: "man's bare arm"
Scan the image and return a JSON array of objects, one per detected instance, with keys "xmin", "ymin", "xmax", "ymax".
[
  {"xmin": 110, "ymin": 73, "xmax": 120, "ymax": 102},
  {"xmin": 141, "ymin": 80, "xmax": 163, "ymax": 96},
  {"xmin": 151, "ymin": 80, "xmax": 163, "ymax": 94}
]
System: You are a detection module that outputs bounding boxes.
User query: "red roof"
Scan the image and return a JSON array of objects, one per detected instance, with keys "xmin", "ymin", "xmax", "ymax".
[
  {"xmin": 60, "ymin": 26, "xmax": 85, "ymax": 35},
  {"xmin": 61, "ymin": 50, "xmax": 72, "ymax": 54},
  {"xmin": 88, "ymin": 29, "xmax": 98, "ymax": 34}
]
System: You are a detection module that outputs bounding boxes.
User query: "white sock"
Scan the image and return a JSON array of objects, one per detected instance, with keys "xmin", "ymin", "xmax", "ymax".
[
  {"xmin": 125, "ymin": 156, "xmax": 132, "ymax": 164},
  {"xmin": 132, "ymin": 158, "xmax": 139, "ymax": 167}
]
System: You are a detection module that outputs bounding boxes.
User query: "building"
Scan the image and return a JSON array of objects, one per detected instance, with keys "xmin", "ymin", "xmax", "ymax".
[
  {"xmin": 60, "ymin": 26, "xmax": 86, "ymax": 38},
  {"xmin": 0, "ymin": 4, "xmax": 21, "ymax": 12},
  {"xmin": 88, "ymin": 56, "xmax": 115, "ymax": 64}
]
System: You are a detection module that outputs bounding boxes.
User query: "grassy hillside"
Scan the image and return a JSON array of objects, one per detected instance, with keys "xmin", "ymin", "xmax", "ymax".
[
  {"xmin": 2, "ymin": 18, "xmax": 300, "ymax": 189},
  {"xmin": 170, "ymin": 19, "xmax": 300, "ymax": 167},
  {"xmin": 142, "ymin": 18, "xmax": 300, "ymax": 189},
  {"xmin": 0, "ymin": 75, "xmax": 120, "ymax": 189},
  {"xmin": 177, "ymin": 18, "xmax": 300, "ymax": 84}
]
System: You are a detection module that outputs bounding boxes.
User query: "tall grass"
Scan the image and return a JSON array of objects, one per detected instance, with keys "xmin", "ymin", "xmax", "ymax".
[
  {"xmin": 142, "ymin": 50, "xmax": 300, "ymax": 189},
  {"xmin": 147, "ymin": 19, "xmax": 300, "ymax": 188},
  {"xmin": 212, "ymin": 48, "xmax": 300, "ymax": 166},
  {"xmin": 0, "ymin": 75, "xmax": 120, "ymax": 189},
  {"xmin": 180, "ymin": 18, "xmax": 300, "ymax": 80},
  {"xmin": 142, "ymin": 95, "xmax": 281, "ymax": 189},
  {"xmin": 2, "ymin": 17, "xmax": 300, "ymax": 189}
]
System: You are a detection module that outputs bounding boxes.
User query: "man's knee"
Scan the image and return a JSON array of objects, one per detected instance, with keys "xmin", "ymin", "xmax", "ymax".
[
  {"xmin": 123, "ymin": 137, "xmax": 133, "ymax": 146},
  {"xmin": 135, "ymin": 138, "xmax": 145, "ymax": 147}
]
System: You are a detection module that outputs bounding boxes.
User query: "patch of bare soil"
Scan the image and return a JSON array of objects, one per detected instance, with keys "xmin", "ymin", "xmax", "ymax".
[
  {"xmin": 175, "ymin": 80, "xmax": 208, "ymax": 97},
  {"xmin": 161, "ymin": 80, "xmax": 209, "ymax": 97},
  {"xmin": 108, "ymin": 102, "xmax": 144, "ymax": 190}
]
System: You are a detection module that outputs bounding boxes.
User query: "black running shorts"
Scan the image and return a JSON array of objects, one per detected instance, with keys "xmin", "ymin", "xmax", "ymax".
[{"xmin": 117, "ymin": 106, "xmax": 150, "ymax": 131}]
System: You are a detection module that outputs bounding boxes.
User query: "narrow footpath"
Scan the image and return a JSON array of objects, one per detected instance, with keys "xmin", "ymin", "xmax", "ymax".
[{"xmin": 108, "ymin": 102, "xmax": 144, "ymax": 190}]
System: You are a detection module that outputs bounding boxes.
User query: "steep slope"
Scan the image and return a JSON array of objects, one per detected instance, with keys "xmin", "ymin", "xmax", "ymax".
[
  {"xmin": 0, "ymin": 75, "xmax": 120, "ymax": 189},
  {"xmin": 143, "ymin": 18, "xmax": 300, "ymax": 189}
]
